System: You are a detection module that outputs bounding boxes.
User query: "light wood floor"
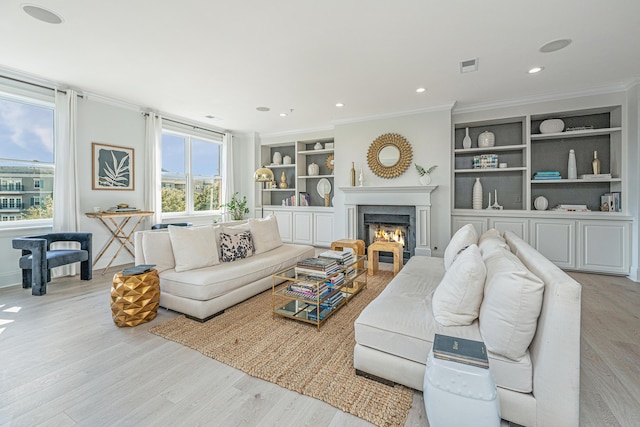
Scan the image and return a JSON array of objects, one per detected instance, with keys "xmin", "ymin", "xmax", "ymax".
[{"xmin": 0, "ymin": 268, "xmax": 638, "ymax": 426}]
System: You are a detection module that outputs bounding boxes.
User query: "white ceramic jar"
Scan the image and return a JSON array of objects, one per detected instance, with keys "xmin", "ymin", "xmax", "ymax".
[
  {"xmin": 283, "ymin": 155, "xmax": 292, "ymax": 165},
  {"xmin": 272, "ymin": 151, "xmax": 282, "ymax": 165},
  {"xmin": 478, "ymin": 131, "xmax": 495, "ymax": 148},
  {"xmin": 308, "ymin": 162, "xmax": 319, "ymax": 176}
]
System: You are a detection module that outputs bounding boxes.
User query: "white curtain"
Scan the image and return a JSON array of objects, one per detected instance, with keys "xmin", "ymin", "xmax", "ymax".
[
  {"xmin": 145, "ymin": 113, "xmax": 163, "ymax": 226},
  {"xmin": 221, "ymin": 132, "xmax": 234, "ymax": 210},
  {"xmin": 52, "ymin": 89, "xmax": 79, "ymax": 277}
]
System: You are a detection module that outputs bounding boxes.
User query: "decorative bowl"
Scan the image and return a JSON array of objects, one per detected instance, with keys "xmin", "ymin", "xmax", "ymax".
[
  {"xmin": 534, "ymin": 196, "xmax": 549, "ymax": 211},
  {"xmin": 539, "ymin": 119, "xmax": 565, "ymax": 134}
]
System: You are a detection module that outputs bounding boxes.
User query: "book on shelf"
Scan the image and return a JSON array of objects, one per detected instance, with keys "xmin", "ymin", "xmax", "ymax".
[
  {"xmin": 551, "ymin": 204, "xmax": 590, "ymax": 212},
  {"xmin": 107, "ymin": 206, "xmax": 141, "ymax": 212},
  {"xmin": 432, "ymin": 334, "xmax": 489, "ymax": 369},
  {"xmin": 601, "ymin": 192, "xmax": 621, "ymax": 212},
  {"xmin": 319, "ymin": 249, "xmax": 355, "ymax": 266},
  {"xmin": 299, "ymin": 192, "xmax": 311, "ymax": 206},
  {"xmin": 297, "ymin": 257, "xmax": 338, "ymax": 270},
  {"xmin": 580, "ymin": 173, "xmax": 612, "ymax": 180},
  {"xmin": 307, "ymin": 305, "xmax": 332, "ymax": 321}
]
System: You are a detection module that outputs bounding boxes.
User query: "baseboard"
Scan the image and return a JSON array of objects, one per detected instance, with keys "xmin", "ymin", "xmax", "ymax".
[{"xmin": 0, "ymin": 271, "xmax": 21, "ymax": 289}]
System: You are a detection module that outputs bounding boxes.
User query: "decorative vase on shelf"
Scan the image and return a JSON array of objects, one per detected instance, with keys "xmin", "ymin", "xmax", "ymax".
[
  {"xmin": 308, "ymin": 162, "xmax": 319, "ymax": 176},
  {"xmin": 478, "ymin": 131, "xmax": 495, "ymax": 148},
  {"xmin": 314, "ymin": 142, "xmax": 323, "ymax": 150},
  {"xmin": 472, "ymin": 178, "xmax": 483, "ymax": 210},
  {"xmin": 568, "ymin": 149, "xmax": 577, "ymax": 179},
  {"xmin": 283, "ymin": 155, "xmax": 291, "ymax": 165},
  {"xmin": 463, "ymin": 127, "xmax": 472, "ymax": 149},
  {"xmin": 419, "ymin": 174, "xmax": 432, "ymax": 185},
  {"xmin": 592, "ymin": 150, "xmax": 601, "ymax": 175},
  {"xmin": 358, "ymin": 168, "xmax": 364, "ymax": 187},
  {"xmin": 350, "ymin": 162, "xmax": 356, "ymax": 186},
  {"xmin": 279, "ymin": 171, "xmax": 288, "ymax": 188},
  {"xmin": 272, "ymin": 151, "xmax": 282, "ymax": 165}
]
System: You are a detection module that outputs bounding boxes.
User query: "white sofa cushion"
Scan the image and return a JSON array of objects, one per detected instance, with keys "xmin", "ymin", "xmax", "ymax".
[
  {"xmin": 444, "ymin": 224, "xmax": 478, "ymax": 270},
  {"xmin": 478, "ymin": 228, "xmax": 509, "ymax": 260},
  {"xmin": 168, "ymin": 225, "xmax": 220, "ymax": 272},
  {"xmin": 142, "ymin": 230, "xmax": 175, "ymax": 273},
  {"xmin": 480, "ymin": 246, "xmax": 544, "ymax": 360},
  {"xmin": 432, "ymin": 244, "xmax": 486, "ymax": 326},
  {"xmin": 249, "ymin": 215, "xmax": 283, "ymax": 254}
]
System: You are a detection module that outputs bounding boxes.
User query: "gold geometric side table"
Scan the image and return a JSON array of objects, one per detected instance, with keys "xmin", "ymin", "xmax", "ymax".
[{"xmin": 110, "ymin": 269, "xmax": 160, "ymax": 327}]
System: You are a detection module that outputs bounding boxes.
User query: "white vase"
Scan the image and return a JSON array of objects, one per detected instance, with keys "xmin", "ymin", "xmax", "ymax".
[
  {"xmin": 462, "ymin": 128, "xmax": 472, "ymax": 149},
  {"xmin": 283, "ymin": 155, "xmax": 291, "ymax": 165},
  {"xmin": 272, "ymin": 151, "xmax": 282, "ymax": 165},
  {"xmin": 472, "ymin": 178, "xmax": 483, "ymax": 210},
  {"xmin": 419, "ymin": 174, "xmax": 431, "ymax": 185},
  {"xmin": 308, "ymin": 162, "xmax": 319, "ymax": 176},
  {"xmin": 568, "ymin": 149, "xmax": 577, "ymax": 179},
  {"xmin": 478, "ymin": 131, "xmax": 495, "ymax": 148}
]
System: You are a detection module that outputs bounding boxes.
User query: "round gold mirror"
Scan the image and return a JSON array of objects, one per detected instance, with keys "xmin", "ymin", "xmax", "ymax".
[{"xmin": 367, "ymin": 133, "xmax": 413, "ymax": 179}]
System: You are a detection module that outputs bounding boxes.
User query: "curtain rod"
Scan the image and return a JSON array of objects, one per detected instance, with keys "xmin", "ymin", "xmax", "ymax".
[
  {"xmin": 0, "ymin": 74, "xmax": 85, "ymax": 97},
  {"xmin": 144, "ymin": 113, "xmax": 225, "ymax": 137}
]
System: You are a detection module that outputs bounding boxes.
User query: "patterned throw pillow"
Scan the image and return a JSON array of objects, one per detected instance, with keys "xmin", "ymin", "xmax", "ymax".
[{"xmin": 219, "ymin": 231, "xmax": 254, "ymax": 262}]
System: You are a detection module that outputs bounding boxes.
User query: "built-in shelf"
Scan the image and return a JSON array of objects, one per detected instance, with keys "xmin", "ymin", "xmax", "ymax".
[
  {"xmin": 299, "ymin": 175, "xmax": 334, "ymax": 179},
  {"xmin": 454, "ymin": 144, "xmax": 525, "ymax": 153},
  {"xmin": 267, "ymin": 164, "xmax": 295, "ymax": 168},
  {"xmin": 530, "ymin": 127, "xmax": 621, "ymax": 140},
  {"xmin": 455, "ymin": 167, "xmax": 526, "ymax": 173},
  {"xmin": 530, "ymin": 178, "xmax": 622, "ymax": 184},
  {"xmin": 262, "ymin": 188, "xmax": 295, "ymax": 192},
  {"xmin": 297, "ymin": 148, "xmax": 334, "ymax": 155}
]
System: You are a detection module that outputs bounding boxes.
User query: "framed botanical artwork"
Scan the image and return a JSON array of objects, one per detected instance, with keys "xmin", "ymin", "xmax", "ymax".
[{"xmin": 92, "ymin": 142, "xmax": 134, "ymax": 190}]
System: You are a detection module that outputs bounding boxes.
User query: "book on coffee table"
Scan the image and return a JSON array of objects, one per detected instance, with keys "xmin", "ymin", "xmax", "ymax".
[
  {"xmin": 122, "ymin": 264, "xmax": 156, "ymax": 276},
  {"xmin": 432, "ymin": 333, "xmax": 489, "ymax": 369}
]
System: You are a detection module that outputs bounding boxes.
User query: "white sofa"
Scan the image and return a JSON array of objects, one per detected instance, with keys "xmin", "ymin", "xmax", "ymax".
[
  {"xmin": 354, "ymin": 228, "xmax": 582, "ymax": 427},
  {"xmin": 134, "ymin": 219, "xmax": 315, "ymax": 321}
]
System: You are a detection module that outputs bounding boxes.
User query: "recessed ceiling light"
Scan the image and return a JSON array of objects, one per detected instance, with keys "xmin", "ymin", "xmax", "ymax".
[
  {"xmin": 416, "ymin": 87, "xmax": 426, "ymax": 93},
  {"xmin": 22, "ymin": 4, "xmax": 64, "ymax": 24},
  {"xmin": 279, "ymin": 113, "xmax": 287, "ymax": 117},
  {"xmin": 539, "ymin": 39, "xmax": 572, "ymax": 53},
  {"xmin": 335, "ymin": 103, "xmax": 344, "ymax": 107},
  {"xmin": 256, "ymin": 106, "xmax": 270, "ymax": 112},
  {"xmin": 528, "ymin": 66, "xmax": 544, "ymax": 74}
]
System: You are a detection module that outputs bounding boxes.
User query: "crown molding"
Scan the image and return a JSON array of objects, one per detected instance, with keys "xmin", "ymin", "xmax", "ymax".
[
  {"xmin": 259, "ymin": 125, "xmax": 334, "ymax": 139},
  {"xmin": 331, "ymin": 102, "xmax": 456, "ymax": 126}
]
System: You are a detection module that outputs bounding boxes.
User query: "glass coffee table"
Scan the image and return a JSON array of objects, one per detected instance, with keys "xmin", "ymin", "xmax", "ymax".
[{"xmin": 272, "ymin": 255, "xmax": 367, "ymax": 329}]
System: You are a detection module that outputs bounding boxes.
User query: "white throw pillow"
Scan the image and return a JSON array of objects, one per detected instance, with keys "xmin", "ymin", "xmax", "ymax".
[
  {"xmin": 168, "ymin": 225, "xmax": 220, "ymax": 272},
  {"xmin": 444, "ymin": 224, "xmax": 478, "ymax": 270},
  {"xmin": 432, "ymin": 244, "xmax": 486, "ymax": 326},
  {"xmin": 478, "ymin": 228, "xmax": 509, "ymax": 260},
  {"xmin": 142, "ymin": 231, "xmax": 175, "ymax": 273},
  {"xmin": 248, "ymin": 215, "xmax": 283, "ymax": 254},
  {"xmin": 479, "ymin": 246, "xmax": 544, "ymax": 360}
]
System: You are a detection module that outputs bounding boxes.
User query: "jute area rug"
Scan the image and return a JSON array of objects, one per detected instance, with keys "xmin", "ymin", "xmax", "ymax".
[{"xmin": 149, "ymin": 271, "xmax": 413, "ymax": 427}]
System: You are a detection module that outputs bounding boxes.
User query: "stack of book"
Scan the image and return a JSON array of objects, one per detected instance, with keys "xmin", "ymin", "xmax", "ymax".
[
  {"xmin": 295, "ymin": 257, "xmax": 340, "ymax": 279},
  {"xmin": 285, "ymin": 281, "xmax": 330, "ymax": 301},
  {"xmin": 325, "ymin": 272, "xmax": 345, "ymax": 288},
  {"xmin": 601, "ymin": 192, "xmax": 621, "ymax": 212},
  {"xmin": 533, "ymin": 171, "xmax": 561, "ymax": 180},
  {"xmin": 432, "ymin": 334, "xmax": 489, "ymax": 369},
  {"xmin": 307, "ymin": 292, "xmax": 344, "ymax": 321},
  {"xmin": 580, "ymin": 173, "xmax": 612, "ymax": 180},
  {"xmin": 319, "ymin": 249, "xmax": 355, "ymax": 267},
  {"xmin": 551, "ymin": 204, "xmax": 590, "ymax": 212}
]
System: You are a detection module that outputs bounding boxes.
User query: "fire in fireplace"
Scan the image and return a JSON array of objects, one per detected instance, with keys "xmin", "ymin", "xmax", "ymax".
[
  {"xmin": 357, "ymin": 205, "xmax": 415, "ymax": 264},
  {"xmin": 370, "ymin": 224, "xmax": 406, "ymax": 246}
]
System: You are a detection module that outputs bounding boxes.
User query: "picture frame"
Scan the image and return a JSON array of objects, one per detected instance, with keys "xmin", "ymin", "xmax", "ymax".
[{"xmin": 92, "ymin": 142, "xmax": 134, "ymax": 190}]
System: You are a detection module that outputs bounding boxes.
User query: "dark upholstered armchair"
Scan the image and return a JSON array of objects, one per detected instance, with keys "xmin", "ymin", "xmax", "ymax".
[
  {"xmin": 12, "ymin": 233, "xmax": 92, "ymax": 296},
  {"xmin": 151, "ymin": 222, "xmax": 192, "ymax": 229}
]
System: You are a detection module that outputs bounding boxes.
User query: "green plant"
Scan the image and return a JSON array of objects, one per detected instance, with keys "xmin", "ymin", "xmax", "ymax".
[
  {"xmin": 222, "ymin": 192, "xmax": 249, "ymax": 220},
  {"xmin": 415, "ymin": 163, "xmax": 437, "ymax": 176}
]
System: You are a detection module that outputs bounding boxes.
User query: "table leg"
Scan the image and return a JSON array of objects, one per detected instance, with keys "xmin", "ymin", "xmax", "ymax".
[{"xmin": 368, "ymin": 249, "xmax": 379, "ymax": 276}]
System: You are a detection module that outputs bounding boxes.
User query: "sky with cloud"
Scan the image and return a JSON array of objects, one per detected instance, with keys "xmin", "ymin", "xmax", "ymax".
[{"xmin": 0, "ymin": 97, "xmax": 54, "ymax": 163}]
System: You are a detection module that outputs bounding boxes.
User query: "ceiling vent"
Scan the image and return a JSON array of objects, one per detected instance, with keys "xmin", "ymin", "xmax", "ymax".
[{"xmin": 460, "ymin": 58, "xmax": 479, "ymax": 73}]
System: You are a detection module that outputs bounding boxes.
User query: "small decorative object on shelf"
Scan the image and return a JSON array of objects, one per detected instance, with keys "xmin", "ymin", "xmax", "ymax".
[
  {"xmin": 283, "ymin": 155, "xmax": 292, "ymax": 165},
  {"xmin": 326, "ymin": 154, "xmax": 334, "ymax": 172},
  {"xmin": 350, "ymin": 162, "xmax": 356, "ymax": 186},
  {"xmin": 568, "ymin": 149, "xmax": 577, "ymax": 179},
  {"xmin": 487, "ymin": 189, "xmax": 503, "ymax": 210},
  {"xmin": 308, "ymin": 162, "xmax": 319, "ymax": 176},
  {"xmin": 272, "ymin": 151, "xmax": 282, "ymax": 165},
  {"xmin": 478, "ymin": 131, "xmax": 495, "ymax": 148},
  {"xmin": 472, "ymin": 178, "xmax": 483, "ymax": 210},
  {"xmin": 325, "ymin": 142, "xmax": 334, "ymax": 149},
  {"xmin": 324, "ymin": 193, "xmax": 330, "ymax": 207},
  {"xmin": 314, "ymin": 142, "xmax": 323, "ymax": 150},
  {"xmin": 540, "ymin": 118, "xmax": 565, "ymax": 134},
  {"xmin": 279, "ymin": 171, "xmax": 288, "ymax": 188},
  {"xmin": 463, "ymin": 127, "xmax": 472, "ymax": 149},
  {"xmin": 358, "ymin": 168, "xmax": 364, "ymax": 187},
  {"xmin": 415, "ymin": 163, "xmax": 437, "ymax": 185},
  {"xmin": 534, "ymin": 196, "xmax": 549, "ymax": 211},
  {"xmin": 592, "ymin": 150, "xmax": 601, "ymax": 175}
]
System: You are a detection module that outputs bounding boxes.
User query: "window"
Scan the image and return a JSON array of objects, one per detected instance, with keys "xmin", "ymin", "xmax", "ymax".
[
  {"xmin": 0, "ymin": 83, "xmax": 55, "ymax": 224},
  {"xmin": 161, "ymin": 126, "xmax": 223, "ymax": 216}
]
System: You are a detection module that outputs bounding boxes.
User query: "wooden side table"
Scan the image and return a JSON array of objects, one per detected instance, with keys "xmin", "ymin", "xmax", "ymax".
[
  {"xmin": 111, "ymin": 269, "xmax": 160, "ymax": 327},
  {"xmin": 331, "ymin": 239, "xmax": 365, "ymax": 269},
  {"xmin": 368, "ymin": 241, "xmax": 403, "ymax": 276}
]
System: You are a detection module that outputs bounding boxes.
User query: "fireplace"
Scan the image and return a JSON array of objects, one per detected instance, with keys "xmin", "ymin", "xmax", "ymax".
[{"xmin": 358, "ymin": 205, "xmax": 415, "ymax": 263}]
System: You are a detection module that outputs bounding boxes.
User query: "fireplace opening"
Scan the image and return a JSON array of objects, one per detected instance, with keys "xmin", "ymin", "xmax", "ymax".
[{"xmin": 357, "ymin": 205, "xmax": 415, "ymax": 264}]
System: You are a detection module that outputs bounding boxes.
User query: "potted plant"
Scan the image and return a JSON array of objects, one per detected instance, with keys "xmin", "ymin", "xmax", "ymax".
[
  {"xmin": 222, "ymin": 192, "xmax": 249, "ymax": 220},
  {"xmin": 415, "ymin": 163, "xmax": 437, "ymax": 185}
]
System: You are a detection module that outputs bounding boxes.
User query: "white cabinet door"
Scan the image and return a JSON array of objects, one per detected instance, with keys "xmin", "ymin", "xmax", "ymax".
[
  {"xmin": 272, "ymin": 210, "xmax": 293, "ymax": 242},
  {"xmin": 313, "ymin": 213, "xmax": 334, "ymax": 247},
  {"xmin": 293, "ymin": 211, "xmax": 313, "ymax": 245},
  {"xmin": 452, "ymin": 216, "xmax": 487, "ymax": 237},
  {"xmin": 578, "ymin": 220, "xmax": 630, "ymax": 274},
  {"xmin": 489, "ymin": 218, "xmax": 529, "ymax": 241},
  {"xmin": 530, "ymin": 219, "xmax": 575, "ymax": 269}
]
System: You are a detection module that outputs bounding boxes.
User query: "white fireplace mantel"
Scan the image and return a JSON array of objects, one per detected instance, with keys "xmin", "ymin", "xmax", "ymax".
[{"xmin": 339, "ymin": 185, "xmax": 438, "ymax": 256}]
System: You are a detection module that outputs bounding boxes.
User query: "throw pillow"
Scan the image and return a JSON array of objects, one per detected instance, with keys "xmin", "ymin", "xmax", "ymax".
[
  {"xmin": 432, "ymin": 244, "xmax": 487, "ymax": 326},
  {"xmin": 220, "ymin": 231, "xmax": 254, "ymax": 262},
  {"xmin": 142, "ymin": 231, "xmax": 175, "ymax": 273},
  {"xmin": 248, "ymin": 215, "xmax": 283, "ymax": 254},
  {"xmin": 168, "ymin": 225, "xmax": 220, "ymax": 272},
  {"xmin": 479, "ymin": 246, "xmax": 544, "ymax": 361},
  {"xmin": 478, "ymin": 228, "xmax": 509, "ymax": 260},
  {"xmin": 444, "ymin": 223, "xmax": 478, "ymax": 270}
]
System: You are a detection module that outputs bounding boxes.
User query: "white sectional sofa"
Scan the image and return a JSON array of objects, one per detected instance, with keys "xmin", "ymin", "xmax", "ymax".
[
  {"xmin": 134, "ymin": 217, "xmax": 315, "ymax": 321},
  {"xmin": 354, "ymin": 227, "xmax": 582, "ymax": 427}
]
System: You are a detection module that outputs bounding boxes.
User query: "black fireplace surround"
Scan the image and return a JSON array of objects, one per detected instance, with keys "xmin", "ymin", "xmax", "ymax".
[{"xmin": 357, "ymin": 205, "xmax": 416, "ymax": 264}]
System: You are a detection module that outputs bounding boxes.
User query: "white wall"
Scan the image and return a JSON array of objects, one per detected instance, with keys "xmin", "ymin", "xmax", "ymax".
[
  {"xmin": 626, "ymin": 84, "xmax": 639, "ymax": 281},
  {"xmin": 333, "ymin": 107, "xmax": 453, "ymax": 256}
]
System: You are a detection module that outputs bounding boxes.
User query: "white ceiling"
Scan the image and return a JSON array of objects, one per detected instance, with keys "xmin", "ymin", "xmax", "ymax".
[{"xmin": 1, "ymin": 1, "xmax": 639, "ymax": 135}]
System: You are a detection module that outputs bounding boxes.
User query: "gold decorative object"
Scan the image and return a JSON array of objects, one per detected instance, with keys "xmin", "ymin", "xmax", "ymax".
[
  {"xmin": 367, "ymin": 133, "xmax": 413, "ymax": 179},
  {"xmin": 254, "ymin": 167, "xmax": 274, "ymax": 183},
  {"xmin": 279, "ymin": 171, "xmax": 288, "ymax": 188},
  {"xmin": 326, "ymin": 154, "xmax": 335, "ymax": 170},
  {"xmin": 111, "ymin": 269, "xmax": 160, "ymax": 327}
]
